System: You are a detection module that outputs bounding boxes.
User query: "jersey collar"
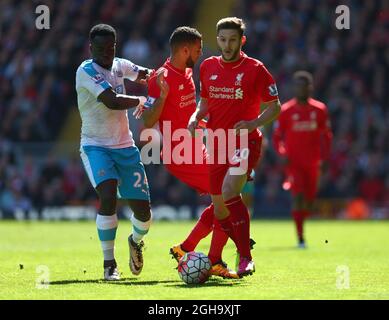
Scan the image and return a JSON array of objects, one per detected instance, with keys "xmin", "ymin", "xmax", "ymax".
[
  {"xmin": 218, "ymin": 51, "xmax": 247, "ymax": 69},
  {"xmin": 92, "ymin": 58, "xmax": 113, "ymax": 71},
  {"xmin": 165, "ymin": 58, "xmax": 187, "ymax": 75}
]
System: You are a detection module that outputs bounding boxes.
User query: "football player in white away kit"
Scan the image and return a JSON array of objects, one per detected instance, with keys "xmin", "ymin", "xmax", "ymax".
[{"xmin": 76, "ymin": 24, "xmax": 152, "ymax": 281}]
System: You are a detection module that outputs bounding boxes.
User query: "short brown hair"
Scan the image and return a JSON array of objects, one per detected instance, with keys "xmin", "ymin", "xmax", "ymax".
[
  {"xmin": 293, "ymin": 70, "xmax": 313, "ymax": 86},
  {"xmin": 216, "ymin": 17, "xmax": 246, "ymax": 37},
  {"xmin": 169, "ymin": 26, "xmax": 202, "ymax": 52}
]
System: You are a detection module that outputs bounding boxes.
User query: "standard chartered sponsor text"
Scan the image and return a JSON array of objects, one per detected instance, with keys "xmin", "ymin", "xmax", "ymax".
[{"xmin": 209, "ymin": 86, "xmax": 236, "ymax": 99}]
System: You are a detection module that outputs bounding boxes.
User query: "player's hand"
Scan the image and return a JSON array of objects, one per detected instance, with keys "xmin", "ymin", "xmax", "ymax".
[
  {"xmin": 132, "ymin": 96, "xmax": 147, "ymax": 119},
  {"xmin": 132, "ymin": 104, "xmax": 145, "ymax": 119},
  {"xmin": 233, "ymin": 120, "xmax": 257, "ymax": 136},
  {"xmin": 156, "ymin": 68, "xmax": 169, "ymax": 99},
  {"xmin": 139, "ymin": 69, "xmax": 154, "ymax": 86}
]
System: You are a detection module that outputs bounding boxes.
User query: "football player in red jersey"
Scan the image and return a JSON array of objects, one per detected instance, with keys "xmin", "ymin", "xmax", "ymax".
[
  {"xmin": 273, "ymin": 71, "xmax": 333, "ymax": 248},
  {"xmin": 188, "ymin": 17, "xmax": 281, "ymax": 277},
  {"xmin": 138, "ymin": 27, "xmax": 239, "ymax": 279}
]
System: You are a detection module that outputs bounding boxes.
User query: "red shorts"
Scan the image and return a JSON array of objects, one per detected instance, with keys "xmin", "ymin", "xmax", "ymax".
[
  {"xmin": 161, "ymin": 141, "xmax": 211, "ymax": 194},
  {"xmin": 283, "ymin": 163, "xmax": 320, "ymax": 201},
  {"xmin": 208, "ymin": 135, "xmax": 262, "ymax": 195},
  {"xmin": 165, "ymin": 162, "xmax": 210, "ymax": 194}
]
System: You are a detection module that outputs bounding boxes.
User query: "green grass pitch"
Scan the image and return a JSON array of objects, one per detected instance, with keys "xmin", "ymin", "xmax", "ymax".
[{"xmin": 0, "ymin": 219, "xmax": 388, "ymax": 300}]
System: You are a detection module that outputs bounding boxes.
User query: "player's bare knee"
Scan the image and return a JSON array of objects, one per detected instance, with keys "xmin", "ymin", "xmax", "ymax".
[
  {"xmin": 222, "ymin": 184, "xmax": 239, "ymax": 201},
  {"xmin": 213, "ymin": 203, "xmax": 227, "ymax": 219},
  {"xmin": 210, "ymin": 198, "xmax": 226, "ymax": 219},
  {"xmin": 130, "ymin": 200, "xmax": 152, "ymax": 222},
  {"xmin": 134, "ymin": 209, "xmax": 151, "ymax": 222},
  {"xmin": 99, "ymin": 190, "xmax": 116, "ymax": 203},
  {"xmin": 292, "ymin": 194, "xmax": 304, "ymax": 210},
  {"xmin": 96, "ymin": 180, "xmax": 118, "ymax": 214},
  {"xmin": 99, "ymin": 195, "xmax": 117, "ymax": 215}
]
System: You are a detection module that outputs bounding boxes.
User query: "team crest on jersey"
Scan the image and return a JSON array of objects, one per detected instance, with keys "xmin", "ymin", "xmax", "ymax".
[
  {"xmin": 268, "ymin": 84, "xmax": 278, "ymax": 96},
  {"xmin": 92, "ymin": 74, "xmax": 105, "ymax": 85},
  {"xmin": 310, "ymin": 111, "xmax": 317, "ymax": 119},
  {"xmin": 292, "ymin": 113, "xmax": 299, "ymax": 120},
  {"xmin": 235, "ymin": 73, "xmax": 244, "ymax": 86}
]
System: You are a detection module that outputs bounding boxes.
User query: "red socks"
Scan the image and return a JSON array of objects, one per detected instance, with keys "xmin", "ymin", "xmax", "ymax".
[
  {"xmin": 207, "ymin": 218, "xmax": 229, "ymax": 264},
  {"xmin": 217, "ymin": 215, "xmax": 236, "ymax": 241},
  {"xmin": 181, "ymin": 204, "xmax": 229, "ymax": 265},
  {"xmin": 181, "ymin": 204, "xmax": 214, "ymax": 252},
  {"xmin": 181, "ymin": 199, "xmax": 251, "ymax": 264},
  {"xmin": 292, "ymin": 210, "xmax": 309, "ymax": 241},
  {"xmin": 224, "ymin": 196, "xmax": 252, "ymax": 260}
]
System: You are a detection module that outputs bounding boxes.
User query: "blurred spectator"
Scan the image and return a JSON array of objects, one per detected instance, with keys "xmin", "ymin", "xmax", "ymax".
[
  {"xmin": 233, "ymin": 0, "xmax": 389, "ymax": 217},
  {"xmin": 123, "ymin": 31, "xmax": 151, "ymax": 65}
]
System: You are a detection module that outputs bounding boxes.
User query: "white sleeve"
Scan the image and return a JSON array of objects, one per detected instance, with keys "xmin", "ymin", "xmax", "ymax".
[
  {"xmin": 119, "ymin": 58, "xmax": 140, "ymax": 81},
  {"xmin": 76, "ymin": 66, "xmax": 111, "ymax": 98}
]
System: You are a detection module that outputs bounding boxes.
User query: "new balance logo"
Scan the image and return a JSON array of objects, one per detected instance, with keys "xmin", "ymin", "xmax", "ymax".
[
  {"xmin": 235, "ymin": 88, "xmax": 243, "ymax": 99},
  {"xmin": 178, "ymin": 84, "xmax": 184, "ymax": 90},
  {"xmin": 209, "ymin": 75, "xmax": 218, "ymax": 80}
]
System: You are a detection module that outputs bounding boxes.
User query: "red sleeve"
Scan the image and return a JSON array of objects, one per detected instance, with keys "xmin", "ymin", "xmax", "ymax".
[
  {"xmin": 258, "ymin": 64, "xmax": 279, "ymax": 103},
  {"xmin": 272, "ymin": 111, "xmax": 287, "ymax": 156},
  {"xmin": 320, "ymin": 106, "xmax": 333, "ymax": 160},
  {"xmin": 144, "ymin": 71, "xmax": 161, "ymax": 108},
  {"xmin": 199, "ymin": 61, "xmax": 208, "ymax": 99}
]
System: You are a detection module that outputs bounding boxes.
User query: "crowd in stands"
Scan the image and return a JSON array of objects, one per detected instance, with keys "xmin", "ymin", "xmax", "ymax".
[
  {"xmin": 234, "ymin": 0, "xmax": 389, "ymax": 217},
  {"xmin": 0, "ymin": 0, "xmax": 388, "ymax": 218}
]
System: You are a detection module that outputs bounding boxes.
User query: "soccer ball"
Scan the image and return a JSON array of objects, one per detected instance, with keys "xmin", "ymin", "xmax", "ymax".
[{"xmin": 177, "ymin": 251, "xmax": 211, "ymax": 284}]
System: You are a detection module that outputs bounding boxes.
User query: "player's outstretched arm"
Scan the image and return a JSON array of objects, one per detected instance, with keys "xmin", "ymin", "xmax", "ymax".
[
  {"xmin": 141, "ymin": 69, "xmax": 169, "ymax": 128},
  {"xmin": 98, "ymin": 88, "xmax": 146, "ymax": 110},
  {"xmin": 188, "ymin": 98, "xmax": 209, "ymax": 135},
  {"xmin": 234, "ymin": 99, "xmax": 281, "ymax": 135},
  {"xmin": 134, "ymin": 67, "xmax": 154, "ymax": 85}
]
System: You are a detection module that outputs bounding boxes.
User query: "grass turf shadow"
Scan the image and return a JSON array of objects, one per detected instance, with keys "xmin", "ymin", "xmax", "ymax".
[
  {"xmin": 48, "ymin": 277, "xmax": 248, "ymax": 287},
  {"xmin": 48, "ymin": 278, "xmax": 182, "ymax": 286},
  {"xmin": 167, "ymin": 277, "xmax": 249, "ymax": 288}
]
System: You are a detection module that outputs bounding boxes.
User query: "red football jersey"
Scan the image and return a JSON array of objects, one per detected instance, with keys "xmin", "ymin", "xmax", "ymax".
[
  {"xmin": 145, "ymin": 58, "xmax": 205, "ymax": 165},
  {"xmin": 273, "ymin": 97, "xmax": 333, "ymax": 166},
  {"xmin": 146, "ymin": 58, "xmax": 197, "ymax": 138},
  {"xmin": 200, "ymin": 52, "xmax": 279, "ymax": 140}
]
